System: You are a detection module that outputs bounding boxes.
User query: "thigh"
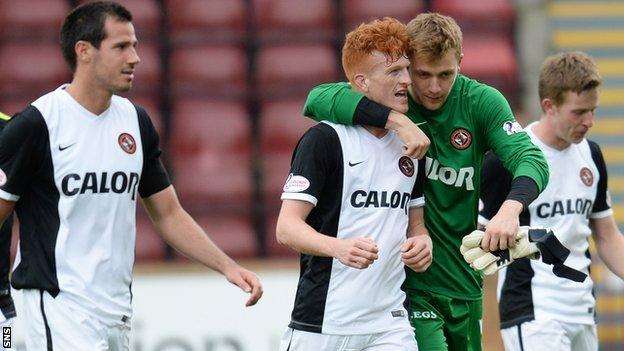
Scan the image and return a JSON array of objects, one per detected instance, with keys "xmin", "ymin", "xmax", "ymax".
[
  {"xmin": 502, "ymin": 319, "xmax": 570, "ymax": 351},
  {"xmin": 279, "ymin": 328, "xmax": 354, "ymax": 351},
  {"xmin": 445, "ymin": 298, "xmax": 482, "ymax": 351},
  {"xmin": 23, "ymin": 290, "xmax": 107, "ymax": 351},
  {"xmin": 365, "ymin": 328, "xmax": 418, "ymax": 351},
  {"xmin": 408, "ymin": 291, "xmax": 448, "ymax": 351},
  {"xmin": 570, "ymin": 324, "xmax": 597, "ymax": 351}
]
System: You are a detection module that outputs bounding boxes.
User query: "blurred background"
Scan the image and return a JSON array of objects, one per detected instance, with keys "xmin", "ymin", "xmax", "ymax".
[{"xmin": 1, "ymin": 0, "xmax": 623, "ymax": 350}]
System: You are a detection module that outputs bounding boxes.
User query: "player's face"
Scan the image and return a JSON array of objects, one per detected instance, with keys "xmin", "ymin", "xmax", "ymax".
[
  {"xmin": 550, "ymin": 89, "xmax": 598, "ymax": 145},
  {"xmin": 362, "ymin": 51, "xmax": 411, "ymax": 113},
  {"xmin": 409, "ymin": 51, "xmax": 460, "ymax": 111},
  {"xmin": 92, "ymin": 17, "xmax": 140, "ymax": 93}
]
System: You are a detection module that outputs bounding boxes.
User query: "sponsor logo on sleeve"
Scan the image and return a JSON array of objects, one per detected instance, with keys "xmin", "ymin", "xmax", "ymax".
[
  {"xmin": 502, "ymin": 121, "xmax": 524, "ymax": 135},
  {"xmin": 283, "ymin": 174, "xmax": 310, "ymax": 192},
  {"xmin": 580, "ymin": 167, "xmax": 593, "ymax": 186},
  {"xmin": 0, "ymin": 168, "xmax": 6, "ymax": 186}
]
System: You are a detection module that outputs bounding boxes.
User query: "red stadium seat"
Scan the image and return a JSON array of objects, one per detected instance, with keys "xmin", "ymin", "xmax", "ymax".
[
  {"xmin": 0, "ymin": 43, "xmax": 69, "ymax": 100},
  {"xmin": 131, "ymin": 95, "xmax": 164, "ymax": 137},
  {"xmin": 166, "ymin": 0, "xmax": 247, "ymax": 45},
  {"xmin": 135, "ymin": 214, "xmax": 166, "ymax": 262},
  {"xmin": 170, "ymin": 45, "xmax": 248, "ymax": 99},
  {"xmin": 257, "ymin": 44, "xmax": 338, "ymax": 100},
  {"xmin": 253, "ymin": 0, "xmax": 336, "ymax": 44},
  {"xmin": 431, "ymin": 0, "xmax": 514, "ymax": 35},
  {"xmin": 186, "ymin": 213, "xmax": 257, "ymax": 259},
  {"xmin": 343, "ymin": 0, "xmax": 424, "ymax": 30},
  {"xmin": 127, "ymin": 43, "xmax": 162, "ymax": 96},
  {"xmin": 78, "ymin": 0, "xmax": 162, "ymax": 40},
  {"xmin": 0, "ymin": 0, "xmax": 70, "ymax": 41},
  {"xmin": 461, "ymin": 35, "xmax": 518, "ymax": 104},
  {"xmin": 260, "ymin": 99, "xmax": 317, "ymax": 201},
  {"xmin": 170, "ymin": 99, "xmax": 252, "ymax": 210}
]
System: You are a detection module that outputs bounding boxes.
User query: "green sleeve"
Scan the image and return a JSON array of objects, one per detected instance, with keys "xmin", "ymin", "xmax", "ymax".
[
  {"xmin": 302, "ymin": 82, "xmax": 364, "ymax": 125},
  {"xmin": 475, "ymin": 87, "xmax": 549, "ymax": 192}
]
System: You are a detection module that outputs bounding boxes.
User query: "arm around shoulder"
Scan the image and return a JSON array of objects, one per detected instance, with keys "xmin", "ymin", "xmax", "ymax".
[{"xmin": 142, "ymin": 186, "xmax": 262, "ymax": 306}]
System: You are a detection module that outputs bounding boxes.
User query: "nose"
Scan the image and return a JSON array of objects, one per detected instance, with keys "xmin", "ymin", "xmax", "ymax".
[
  {"xmin": 428, "ymin": 78, "xmax": 441, "ymax": 94},
  {"xmin": 582, "ymin": 112, "xmax": 594, "ymax": 129},
  {"xmin": 400, "ymin": 67, "xmax": 412, "ymax": 85},
  {"xmin": 129, "ymin": 47, "xmax": 140, "ymax": 66}
]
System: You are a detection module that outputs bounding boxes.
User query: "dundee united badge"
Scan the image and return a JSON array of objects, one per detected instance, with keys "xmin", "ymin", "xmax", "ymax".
[
  {"xmin": 398, "ymin": 156, "xmax": 415, "ymax": 177},
  {"xmin": 580, "ymin": 167, "xmax": 593, "ymax": 187},
  {"xmin": 450, "ymin": 128, "xmax": 472, "ymax": 150},
  {"xmin": 118, "ymin": 133, "xmax": 137, "ymax": 154}
]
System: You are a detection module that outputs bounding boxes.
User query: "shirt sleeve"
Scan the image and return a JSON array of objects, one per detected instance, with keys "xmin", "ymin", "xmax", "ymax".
[
  {"xmin": 135, "ymin": 105, "xmax": 171, "ymax": 198},
  {"xmin": 281, "ymin": 123, "xmax": 341, "ymax": 205},
  {"xmin": 587, "ymin": 140, "xmax": 613, "ymax": 218},
  {"xmin": 475, "ymin": 85, "xmax": 549, "ymax": 193},
  {"xmin": 0, "ymin": 106, "xmax": 49, "ymax": 201},
  {"xmin": 409, "ymin": 158, "xmax": 426, "ymax": 208},
  {"xmin": 478, "ymin": 151, "xmax": 513, "ymax": 225},
  {"xmin": 303, "ymin": 82, "xmax": 363, "ymax": 125}
]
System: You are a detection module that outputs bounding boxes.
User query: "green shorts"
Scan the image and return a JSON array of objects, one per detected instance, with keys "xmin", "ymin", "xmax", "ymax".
[{"xmin": 407, "ymin": 289, "xmax": 482, "ymax": 351}]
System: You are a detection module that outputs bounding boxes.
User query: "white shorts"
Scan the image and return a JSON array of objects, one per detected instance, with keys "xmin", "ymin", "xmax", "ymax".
[
  {"xmin": 22, "ymin": 289, "xmax": 131, "ymax": 351},
  {"xmin": 279, "ymin": 327, "xmax": 418, "ymax": 351},
  {"xmin": 501, "ymin": 318, "xmax": 597, "ymax": 351}
]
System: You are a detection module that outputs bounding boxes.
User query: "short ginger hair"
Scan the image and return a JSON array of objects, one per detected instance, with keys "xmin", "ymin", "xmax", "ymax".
[
  {"xmin": 342, "ymin": 17, "xmax": 410, "ymax": 82},
  {"xmin": 538, "ymin": 51, "xmax": 602, "ymax": 107},
  {"xmin": 406, "ymin": 13, "xmax": 462, "ymax": 62}
]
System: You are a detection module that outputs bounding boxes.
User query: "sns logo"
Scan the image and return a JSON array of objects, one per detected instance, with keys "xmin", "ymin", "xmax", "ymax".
[
  {"xmin": 425, "ymin": 157, "xmax": 474, "ymax": 190},
  {"xmin": 412, "ymin": 311, "xmax": 438, "ymax": 319}
]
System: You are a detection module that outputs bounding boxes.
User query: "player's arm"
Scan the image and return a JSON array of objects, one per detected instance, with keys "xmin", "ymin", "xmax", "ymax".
[
  {"xmin": 587, "ymin": 141, "xmax": 624, "ymax": 278},
  {"xmin": 477, "ymin": 88, "xmax": 549, "ymax": 251},
  {"xmin": 135, "ymin": 105, "xmax": 261, "ymax": 306},
  {"xmin": 303, "ymin": 83, "xmax": 429, "ymax": 158},
  {"xmin": 142, "ymin": 187, "xmax": 262, "ymax": 306},
  {"xmin": 275, "ymin": 200, "xmax": 378, "ymax": 269}
]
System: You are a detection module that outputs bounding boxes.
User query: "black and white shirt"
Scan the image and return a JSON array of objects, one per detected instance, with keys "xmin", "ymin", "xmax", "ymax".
[
  {"xmin": 281, "ymin": 121, "xmax": 425, "ymax": 335},
  {"xmin": 0, "ymin": 85, "xmax": 170, "ymax": 324},
  {"xmin": 479, "ymin": 122, "xmax": 611, "ymax": 328},
  {"xmin": 0, "ymin": 112, "xmax": 15, "ymax": 324}
]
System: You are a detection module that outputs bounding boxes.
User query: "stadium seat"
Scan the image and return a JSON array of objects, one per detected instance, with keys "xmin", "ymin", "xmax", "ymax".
[
  {"xmin": 135, "ymin": 213, "xmax": 166, "ymax": 262},
  {"xmin": 431, "ymin": 0, "xmax": 514, "ymax": 35},
  {"xmin": 170, "ymin": 45, "xmax": 248, "ymax": 99},
  {"xmin": 0, "ymin": 0, "xmax": 70, "ymax": 41},
  {"xmin": 128, "ymin": 43, "xmax": 162, "ymax": 96},
  {"xmin": 166, "ymin": 0, "xmax": 247, "ymax": 45},
  {"xmin": 260, "ymin": 99, "xmax": 317, "ymax": 201},
  {"xmin": 173, "ymin": 212, "xmax": 258, "ymax": 260},
  {"xmin": 253, "ymin": 0, "xmax": 336, "ymax": 44},
  {"xmin": 257, "ymin": 44, "xmax": 338, "ymax": 100},
  {"xmin": 78, "ymin": 0, "xmax": 162, "ymax": 40},
  {"xmin": 461, "ymin": 35, "xmax": 518, "ymax": 103},
  {"xmin": 343, "ymin": 0, "xmax": 424, "ymax": 30},
  {"xmin": 0, "ymin": 43, "xmax": 69, "ymax": 100},
  {"xmin": 130, "ymin": 95, "xmax": 164, "ymax": 137},
  {"xmin": 170, "ymin": 99, "xmax": 252, "ymax": 210}
]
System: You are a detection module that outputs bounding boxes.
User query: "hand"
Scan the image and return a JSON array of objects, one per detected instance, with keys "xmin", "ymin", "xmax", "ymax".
[
  {"xmin": 333, "ymin": 237, "xmax": 379, "ymax": 269},
  {"xmin": 224, "ymin": 265, "xmax": 264, "ymax": 306},
  {"xmin": 401, "ymin": 235, "xmax": 432, "ymax": 272},
  {"xmin": 461, "ymin": 228, "xmax": 539, "ymax": 275},
  {"xmin": 387, "ymin": 111, "xmax": 430, "ymax": 159},
  {"xmin": 481, "ymin": 200, "xmax": 522, "ymax": 251}
]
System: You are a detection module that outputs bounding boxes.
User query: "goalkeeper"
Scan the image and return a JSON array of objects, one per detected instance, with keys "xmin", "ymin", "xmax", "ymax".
[{"xmin": 478, "ymin": 51, "xmax": 624, "ymax": 351}]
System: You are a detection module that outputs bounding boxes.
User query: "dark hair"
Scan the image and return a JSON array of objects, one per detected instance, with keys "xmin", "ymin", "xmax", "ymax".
[{"xmin": 60, "ymin": 1, "xmax": 133, "ymax": 72}]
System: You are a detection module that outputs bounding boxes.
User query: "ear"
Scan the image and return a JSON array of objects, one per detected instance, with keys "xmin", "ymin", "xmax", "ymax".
[
  {"xmin": 352, "ymin": 73, "xmax": 368, "ymax": 93},
  {"xmin": 74, "ymin": 40, "xmax": 93, "ymax": 65},
  {"xmin": 457, "ymin": 53, "xmax": 464, "ymax": 68},
  {"xmin": 541, "ymin": 98, "xmax": 556, "ymax": 114}
]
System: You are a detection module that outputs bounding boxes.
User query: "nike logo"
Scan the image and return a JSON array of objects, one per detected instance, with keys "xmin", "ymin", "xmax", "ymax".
[
  {"xmin": 348, "ymin": 160, "xmax": 365, "ymax": 167},
  {"xmin": 415, "ymin": 122, "xmax": 427, "ymax": 126},
  {"xmin": 59, "ymin": 143, "xmax": 75, "ymax": 151}
]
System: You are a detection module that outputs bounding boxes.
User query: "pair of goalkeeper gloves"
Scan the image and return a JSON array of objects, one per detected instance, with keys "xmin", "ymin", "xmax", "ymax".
[{"xmin": 460, "ymin": 227, "xmax": 587, "ymax": 282}]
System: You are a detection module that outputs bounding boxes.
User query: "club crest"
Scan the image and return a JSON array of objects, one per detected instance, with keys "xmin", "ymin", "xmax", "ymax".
[
  {"xmin": 450, "ymin": 128, "xmax": 472, "ymax": 150},
  {"xmin": 118, "ymin": 133, "xmax": 137, "ymax": 154},
  {"xmin": 398, "ymin": 156, "xmax": 414, "ymax": 177}
]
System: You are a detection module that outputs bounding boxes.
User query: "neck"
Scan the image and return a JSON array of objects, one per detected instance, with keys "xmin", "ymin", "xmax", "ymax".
[
  {"xmin": 533, "ymin": 117, "xmax": 571, "ymax": 151},
  {"xmin": 65, "ymin": 73, "xmax": 113, "ymax": 116}
]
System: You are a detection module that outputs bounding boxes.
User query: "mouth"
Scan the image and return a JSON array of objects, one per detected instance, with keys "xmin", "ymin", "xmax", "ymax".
[
  {"xmin": 395, "ymin": 89, "xmax": 408, "ymax": 101},
  {"xmin": 122, "ymin": 70, "xmax": 135, "ymax": 80}
]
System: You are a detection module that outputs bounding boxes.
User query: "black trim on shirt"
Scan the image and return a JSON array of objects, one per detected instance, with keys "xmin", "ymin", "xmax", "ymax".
[
  {"xmin": 506, "ymin": 176, "xmax": 540, "ymax": 211},
  {"xmin": 587, "ymin": 140, "xmax": 610, "ymax": 213},
  {"xmin": 135, "ymin": 105, "xmax": 171, "ymax": 198},
  {"xmin": 353, "ymin": 97, "xmax": 391, "ymax": 128}
]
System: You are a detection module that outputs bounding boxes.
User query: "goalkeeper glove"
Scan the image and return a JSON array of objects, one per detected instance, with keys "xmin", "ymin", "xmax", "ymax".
[{"xmin": 460, "ymin": 227, "xmax": 587, "ymax": 282}]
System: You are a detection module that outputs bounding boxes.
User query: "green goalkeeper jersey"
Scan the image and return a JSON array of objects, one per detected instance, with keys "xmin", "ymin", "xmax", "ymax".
[{"xmin": 302, "ymin": 75, "xmax": 548, "ymax": 300}]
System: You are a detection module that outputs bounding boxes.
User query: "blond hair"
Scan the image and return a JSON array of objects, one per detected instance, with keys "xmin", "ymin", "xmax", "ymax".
[
  {"xmin": 342, "ymin": 17, "xmax": 410, "ymax": 82},
  {"xmin": 538, "ymin": 51, "xmax": 602, "ymax": 106},
  {"xmin": 406, "ymin": 13, "xmax": 462, "ymax": 62}
]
